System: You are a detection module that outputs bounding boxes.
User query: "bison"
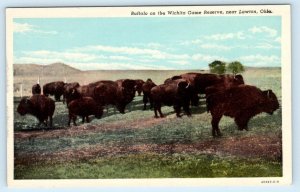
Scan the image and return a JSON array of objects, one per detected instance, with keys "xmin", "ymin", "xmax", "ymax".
[
  {"xmin": 115, "ymin": 79, "xmax": 136, "ymax": 100},
  {"xmin": 17, "ymin": 94, "xmax": 55, "ymax": 127},
  {"xmin": 63, "ymin": 82, "xmax": 80, "ymax": 104},
  {"xmin": 166, "ymin": 73, "xmax": 244, "ymax": 107},
  {"xmin": 206, "ymin": 85, "xmax": 279, "ymax": 137},
  {"xmin": 32, "ymin": 84, "xmax": 41, "ymax": 95},
  {"xmin": 67, "ymin": 97, "xmax": 103, "ymax": 126},
  {"xmin": 134, "ymin": 79, "xmax": 145, "ymax": 96},
  {"xmin": 151, "ymin": 79, "xmax": 192, "ymax": 118},
  {"xmin": 66, "ymin": 79, "xmax": 136, "ymax": 114},
  {"xmin": 142, "ymin": 78, "xmax": 156, "ymax": 110},
  {"xmin": 43, "ymin": 81, "xmax": 65, "ymax": 101},
  {"xmin": 193, "ymin": 73, "xmax": 244, "ymax": 94}
]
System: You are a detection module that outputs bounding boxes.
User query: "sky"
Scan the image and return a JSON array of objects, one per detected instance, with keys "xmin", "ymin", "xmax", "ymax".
[{"xmin": 13, "ymin": 16, "xmax": 281, "ymax": 70}]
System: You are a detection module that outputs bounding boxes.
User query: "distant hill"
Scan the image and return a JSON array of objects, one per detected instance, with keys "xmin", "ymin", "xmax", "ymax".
[{"xmin": 13, "ymin": 62, "xmax": 81, "ymax": 76}]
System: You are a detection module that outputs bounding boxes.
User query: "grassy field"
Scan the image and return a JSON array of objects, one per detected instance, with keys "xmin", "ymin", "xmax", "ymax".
[{"xmin": 13, "ymin": 68, "xmax": 282, "ymax": 179}]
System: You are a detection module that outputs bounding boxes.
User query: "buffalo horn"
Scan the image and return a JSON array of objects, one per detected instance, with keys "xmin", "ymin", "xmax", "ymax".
[{"xmin": 186, "ymin": 83, "xmax": 190, "ymax": 88}]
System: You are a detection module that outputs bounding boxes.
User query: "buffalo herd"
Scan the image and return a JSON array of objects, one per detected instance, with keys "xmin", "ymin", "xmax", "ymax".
[{"xmin": 17, "ymin": 72, "xmax": 280, "ymax": 137}]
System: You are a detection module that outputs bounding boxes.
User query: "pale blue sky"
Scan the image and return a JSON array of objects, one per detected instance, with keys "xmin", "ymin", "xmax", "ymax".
[{"xmin": 13, "ymin": 16, "xmax": 281, "ymax": 70}]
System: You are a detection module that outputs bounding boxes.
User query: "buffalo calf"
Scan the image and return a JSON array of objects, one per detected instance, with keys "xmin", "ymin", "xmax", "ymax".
[{"xmin": 67, "ymin": 97, "xmax": 103, "ymax": 126}]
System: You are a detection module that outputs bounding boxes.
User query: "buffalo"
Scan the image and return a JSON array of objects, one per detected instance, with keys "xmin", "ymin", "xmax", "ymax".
[
  {"xmin": 17, "ymin": 94, "xmax": 55, "ymax": 127},
  {"xmin": 134, "ymin": 79, "xmax": 145, "ymax": 96},
  {"xmin": 115, "ymin": 79, "xmax": 136, "ymax": 100},
  {"xmin": 166, "ymin": 73, "xmax": 244, "ymax": 106},
  {"xmin": 206, "ymin": 85, "xmax": 279, "ymax": 137},
  {"xmin": 43, "ymin": 81, "xmax": 65, "ymax": 101},
  {"xmin": 193, "ymin": 73, "xmax": 244, "ymax": 94},
  {"xmin": 66, "ymin": 79, "xmax": 136, "ymax": 114},
  {"xmin": 67, "ymin": 97, "xmax": 103, "ymax": 126},
  {"xmin": 142, "ymin": 78, "xmax": 156, "ymax": 110},
  {"xmin": 63, "ymin": 82, "xmax": 80, "ymax": 104},
  {"xmin": 32, "ymin": 84, "xmax": 41, "ymax": 95},
  {"xmin": 151, "ymin": 79, "xmax": 192, "ymax": 118}
]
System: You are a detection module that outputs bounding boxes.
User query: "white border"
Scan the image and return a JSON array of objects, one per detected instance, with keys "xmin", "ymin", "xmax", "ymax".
[{"xmin": 6, "ymin": 5, "xmax": 292, "ymax": 187}]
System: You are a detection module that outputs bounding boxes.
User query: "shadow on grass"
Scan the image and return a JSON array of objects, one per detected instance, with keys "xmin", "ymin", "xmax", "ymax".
[{"xmin": 220, "ymin": 108, "xmax": 282, "ymax": 136}]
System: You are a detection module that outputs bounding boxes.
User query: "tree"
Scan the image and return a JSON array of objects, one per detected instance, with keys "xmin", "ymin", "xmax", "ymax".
[
  {"xmin": 208, "ymin": 60, "xmax": 226, "ymax": 74},
  {"xmin": 227, "ymin": 61, "xmax": 245, "ymax": 76}
]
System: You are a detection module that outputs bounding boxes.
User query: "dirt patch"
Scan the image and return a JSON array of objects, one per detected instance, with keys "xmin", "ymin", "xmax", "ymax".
[
  {"xmin": 14, "ymin": 117, "xmax": 168, "ymax": 140},
  {"xmin": 15, "ymin": 134, "xmax": 281, "ymax": 166}
]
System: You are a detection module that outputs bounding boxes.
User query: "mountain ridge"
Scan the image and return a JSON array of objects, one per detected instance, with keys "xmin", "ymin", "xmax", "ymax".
[{"xmin": 13, "ymin": 62, "xmax": 81, "ymax": 76}]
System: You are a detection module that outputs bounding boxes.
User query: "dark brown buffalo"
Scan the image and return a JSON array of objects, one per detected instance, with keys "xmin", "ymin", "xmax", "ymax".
[
  {"xmin": 194, "ymin": 73, "xmax": 244, "ymax": 94},
  {"xmin": 32, "ymin": 84, "xmax": 41, "ymax": 95},
  {"xmin": 206, "ymin": 85, "xmax": 279, "ymax": 137},
  {"xmin": 63, "ymin": 82, "xmax": 80, "ymax": 104},
  {"xmin": 67, "ymin": 79, "xmax": 136, "ymax": 114},
  {"xmin": 17, "ymin": 94, "xmax": 55, "ymax": 127},
  {"xmin": 95, "ymin": 79, "xmax": 136, "ymax": 113},
  {"xmin": 115, "ymin": 79, "xmax": 136, "ymax": 96},
  {"xmin": 142, "ymin": 78, "xmax": 156, "ymax": 110},
  {"xmin": 166, "ymin": 73, "xmax": 244, "ymax": 106},
  {"xmin": 134, "ymin": 79, "xmax": 145, "ymax": 96},
  {"xmin": 151, "ymin": 79, "xmax": 192, "ymax": 118},
  {"xmin": 43, "ymin": 81, "xmax": 65, "ymax": 101},
  {"xmin": 67, "ymin": 97, "xmax": 103, "ymax": 126}
]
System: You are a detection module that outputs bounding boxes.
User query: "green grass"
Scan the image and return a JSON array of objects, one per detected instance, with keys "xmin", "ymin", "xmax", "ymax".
[{"xmin": 14, "ymin": 153, "xmax": 282, "ymax": 179}]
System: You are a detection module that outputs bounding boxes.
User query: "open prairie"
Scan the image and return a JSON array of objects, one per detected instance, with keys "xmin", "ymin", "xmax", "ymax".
[{"xmin": 13, "ymin": 67, "xmax": 282, "ymax": 179}]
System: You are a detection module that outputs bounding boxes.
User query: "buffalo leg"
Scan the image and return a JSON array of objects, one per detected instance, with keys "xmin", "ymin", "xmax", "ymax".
[
  {"xmin": 86, "ymin": 116, "xmax": 90, "ymax": 123},
  {"xmin": 68, "ymin": 114, "xmax": 72, "ymax": 126},
  {"xmin": 143, "ymin": 95, "xmax": 148, "ymax": 110},
  {"xmin": 43, "ymin": 119, "xmax": 48, "ymax": 127},
  {"xmin": 55, "ymin": 94, "xmax": 60, "ymax": 101},
  {"xmin": 149, "ymin": 97, "xmax": 154, "ymax": 109},
  {"xmin": 235, "ymin": 115, "xmax": 250, "ymax": 131},
  {"xmin": 49, "ymin": 116, "xmax": 53, "ymax": 127},
  {"xmin": 82, "ymin": 116, "xmax": 85, "ymax": 123},
  {"xmin": 154, "ymin": 105, "xmax": 159, "ymax": 118},
  {"xmin": 183, "ymin": 103, "xmax": 191, "ymax": 117},
  {"xmin": 153, "ymin": 102, "xmax": 162, "ymax": 118},
  {"xmin": 211, "ymin": 113, "xmax": 223, "ymax": 137},
  {"xmin": 174, "ymin": 104, "xmax": 182, "ymax": 117},
  {"xmin": 117, "ymin": 104, "xmax": 126, "ymax": 114},
  {"xmin": 157, "ymin": 105, "xmax": 164, "ymax": 118},
  {"xmin": 72, "ymin": 116, "xmax": 77, "ymax": 126}
]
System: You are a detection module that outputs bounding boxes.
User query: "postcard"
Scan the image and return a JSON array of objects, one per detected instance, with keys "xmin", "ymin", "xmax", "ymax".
[{"xmin": 6, "ymin": 5, "xmax": 291, "ymax": 187}]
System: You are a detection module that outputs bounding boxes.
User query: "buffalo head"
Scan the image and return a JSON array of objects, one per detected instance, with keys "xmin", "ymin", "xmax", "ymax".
[
  {"xmin": 262, "ymin": 89, "xmax": 279, "ymax": 115},
  {"xmin": 233, "ymin": 74, "xmax": 245, "ymax": 85},
  {"xmin": 17, "ymin": 97, "xmax": 32, "ymax": 116}
]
